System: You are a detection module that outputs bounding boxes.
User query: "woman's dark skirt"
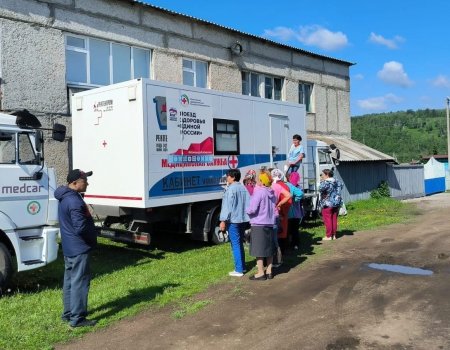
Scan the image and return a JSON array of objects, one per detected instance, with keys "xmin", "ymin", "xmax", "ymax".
[{"xmin": 250, "ymin": 225, "xmax": 275, "ymax": 257}]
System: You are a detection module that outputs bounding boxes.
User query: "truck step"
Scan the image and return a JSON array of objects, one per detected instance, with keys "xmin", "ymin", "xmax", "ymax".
[
  {"xmin": 99, "ymin": 227, "xmax": 151, "ymax": 246},
  {"xmin": 20, "ymin": 235, "xmax": 43, "ymax": 241},
  {"xmin": 23, "ymin": 259, "xmax": 44, "ymax": 265}
]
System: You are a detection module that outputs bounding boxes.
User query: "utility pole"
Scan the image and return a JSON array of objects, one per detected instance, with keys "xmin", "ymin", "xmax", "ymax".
[{"xmin": 446, "ymin": 97, "xmax": 450, "ymax": 189}]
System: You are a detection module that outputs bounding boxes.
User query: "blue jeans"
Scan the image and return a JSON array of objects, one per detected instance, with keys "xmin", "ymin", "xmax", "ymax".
[
  {"xmin": 228, "ymin": 223, "xmax": 246, "ymax": 273},
  {"xmin": 286, "ymin": 165, "xmax": 299, "ymax": 176},
  {"xmin": 62, "ymin": 253, "xmax": 91, "ymax": 326}
]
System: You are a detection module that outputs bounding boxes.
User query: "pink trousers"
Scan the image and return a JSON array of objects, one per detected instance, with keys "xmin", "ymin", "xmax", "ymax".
[{"xmin": 322, "ymin": 207, "xmax": 339, "ymax": 238}]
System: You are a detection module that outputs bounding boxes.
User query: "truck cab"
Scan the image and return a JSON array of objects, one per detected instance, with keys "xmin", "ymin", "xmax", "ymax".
[
  {"xmin": 300, "ymin": 139, "xmax": 338, "ymax": 215},
  {"xmin": 0, "ymin": 110, "xmax": 66, "ymax": 291}
]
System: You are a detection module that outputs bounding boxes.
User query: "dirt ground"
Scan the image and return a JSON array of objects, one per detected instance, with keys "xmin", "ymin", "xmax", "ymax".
[{"xmin": 57, "ymin": 193, "xmax": 450, "ymax": 350}]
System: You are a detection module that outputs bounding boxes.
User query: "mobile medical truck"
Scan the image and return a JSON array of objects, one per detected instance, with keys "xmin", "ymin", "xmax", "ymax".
[
  {"xmin": 71, "ymin": 79, "xmax": 336, "ymax": 245},
  {"xmin": 0, "ymin": 110, "xmax": 66, "ymax": 290}
]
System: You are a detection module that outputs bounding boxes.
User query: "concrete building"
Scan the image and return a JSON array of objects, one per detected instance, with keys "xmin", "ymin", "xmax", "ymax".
[{"xmin": 0, "ymin": 0, "xmax": 353, "ymax": 181}]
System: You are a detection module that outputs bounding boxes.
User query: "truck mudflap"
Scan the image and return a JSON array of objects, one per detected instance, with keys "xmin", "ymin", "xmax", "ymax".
[{"xmin": 98, "ymin": 226, "xmax": 151, "ymax": 245}]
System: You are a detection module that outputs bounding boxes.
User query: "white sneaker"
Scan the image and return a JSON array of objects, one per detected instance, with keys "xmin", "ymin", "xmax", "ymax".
[
  {"xmin": 322, "ymin": 236, "xmax": 333, "ymax": 241},
  {"xmin": 228, "ymin": 271, "xmax": 244, "ymax": 277}
]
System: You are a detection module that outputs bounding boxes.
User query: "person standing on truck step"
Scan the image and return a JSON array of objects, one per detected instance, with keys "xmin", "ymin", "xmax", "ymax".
[
  {"xmin": 285, "ymin": 134, "xmax": 305, "ymax": 176},
  {"xmin": 54, "ymin": 169, "xmax": 98, "ymax": 328},
  {"xmin": 220, "ymin": 168, "xmax": 250, "ymax": 277}
]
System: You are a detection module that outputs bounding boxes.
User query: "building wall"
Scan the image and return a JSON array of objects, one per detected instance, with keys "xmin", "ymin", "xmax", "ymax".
[{"xmin": 0, "ymin": 0, "xmax": 351, "ymax": 181}]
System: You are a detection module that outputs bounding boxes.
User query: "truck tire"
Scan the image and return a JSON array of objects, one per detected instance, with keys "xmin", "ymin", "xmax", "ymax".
[
  {"xmin": 0, "ymin": 242, "xmax": 13, "ymax": 292},
  {"xmin": 210, "ymin": 211, "xmax": 229, "ymax": 245}
]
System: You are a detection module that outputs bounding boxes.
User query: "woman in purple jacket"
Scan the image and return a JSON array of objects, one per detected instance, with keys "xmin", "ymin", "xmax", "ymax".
[{"xmin": 246, "ymin": 171, "xmax": 277, "ymax": 280}]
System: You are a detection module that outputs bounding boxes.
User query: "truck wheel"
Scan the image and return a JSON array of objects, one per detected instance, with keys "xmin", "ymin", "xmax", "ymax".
[
  {"xmin": 211, "ymin": 226, "xmax": 229, "ymax": 244},
  {"xmin": 0, "ymin": 242, "xmax": 13, "ymax": 292},
  {"xmin": 210, "ymin": 211, "xmax": 229, "ymax": 244}
]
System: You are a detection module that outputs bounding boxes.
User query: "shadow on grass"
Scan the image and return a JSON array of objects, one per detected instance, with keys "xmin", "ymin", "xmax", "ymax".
[
  {"xmin": 6, "ymin": 233, "xmax": 203, "ymax": 296},
  {"xmin": 273, "ymin": 228, "xmax": 322, "ymax": 277},
  {"xmin": 336, "ymin": 229, "xmax": 355, "ymax": 238},
  {"xmin": 90, "ymin": 283, "xmax": 179, "ymax": 321}
]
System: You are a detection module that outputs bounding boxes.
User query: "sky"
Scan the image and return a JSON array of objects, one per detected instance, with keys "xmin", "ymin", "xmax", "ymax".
[{"xmin": 140, "ymin": 0, "xmax": 450, "ymax": 116}]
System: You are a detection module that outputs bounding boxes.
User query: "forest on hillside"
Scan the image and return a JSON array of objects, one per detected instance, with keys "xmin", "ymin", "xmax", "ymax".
[{"xmin": 351, "ymin": 109, "xmax": 448, "ymax": 164}]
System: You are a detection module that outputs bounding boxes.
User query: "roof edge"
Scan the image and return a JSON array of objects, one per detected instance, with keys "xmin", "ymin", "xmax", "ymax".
[{"xmin": 124, "ymin": 1, "xmax": 355, "ymax": 66}]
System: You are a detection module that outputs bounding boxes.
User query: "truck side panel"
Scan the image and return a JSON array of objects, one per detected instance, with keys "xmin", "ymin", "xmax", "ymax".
[
  {"xmin": 72, "ymin": 79, "xmax": 306, "ymax": 210},
  {"xmin": 72, "ymin": 82, "xmax": 147, "ymax": 208}
]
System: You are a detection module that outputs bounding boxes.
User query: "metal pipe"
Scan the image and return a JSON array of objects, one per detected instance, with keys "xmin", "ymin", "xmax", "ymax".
[{"xmin": 446, "ymin": 97, "xmax": 450, "ymax": 189}]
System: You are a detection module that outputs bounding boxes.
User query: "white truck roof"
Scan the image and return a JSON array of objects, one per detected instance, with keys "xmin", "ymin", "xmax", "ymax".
[{"xmin": 0, "ymin": 113, "xmax": 17, "ymax": 127}]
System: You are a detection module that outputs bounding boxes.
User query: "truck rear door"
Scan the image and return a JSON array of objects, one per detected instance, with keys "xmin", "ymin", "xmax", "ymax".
[{"xmin": 269, "ymin": 114, "xmax": 289, "ymax": 170}]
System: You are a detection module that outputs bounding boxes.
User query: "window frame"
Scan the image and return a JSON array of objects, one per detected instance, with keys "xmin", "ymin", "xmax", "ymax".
[
  {"xmin": 18, "ymin": 132, "xmax": 38, "ymax": 165},
  {"xmin": 65, "ymin": 34, "xmax": 151, "ymax": 87},
  {"xmin": 299, "ymin": 82, "xmax": 313, "ymax": 112},
  {"xmin": 182, "ymin": 58, "xmax": 208, "ymax": 88},
  {"xmin": 213, "ymin": 118, "xmax": 240, "ymax": 156},
  {"xmin": 0, "ymin": 131, "xmax": 17, "ymax": 164},
  {"xmin": 242, "ymin": 71, "xmax": 283, "ymax": 100}
]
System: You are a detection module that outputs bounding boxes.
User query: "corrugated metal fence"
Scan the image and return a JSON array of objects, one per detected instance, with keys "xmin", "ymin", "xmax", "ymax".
[
  {"xmin": 335, "ymin": 162, "xmax": 424, "ymax": 203},
  {"xmin": 387, "ymin": 164, "xmax": 424, "ymax": 199}
]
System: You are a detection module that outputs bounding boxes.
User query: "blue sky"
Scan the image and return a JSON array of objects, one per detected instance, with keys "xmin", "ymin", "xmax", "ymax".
[{"xmin": 142, "ymin": 0, "xmax": 450, "ymax": 116}]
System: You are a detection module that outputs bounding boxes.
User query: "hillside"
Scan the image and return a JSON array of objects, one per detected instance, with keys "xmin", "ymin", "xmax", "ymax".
[{"xmin": 351, "ymin": 109, "xmax": 448, "ymax": 163}]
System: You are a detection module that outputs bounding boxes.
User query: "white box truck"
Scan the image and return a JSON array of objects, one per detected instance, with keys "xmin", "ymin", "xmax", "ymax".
[
  {"xmin": 0, "ymin": 110, "xmax": 66, "ymax": 291},
  {"xmin": 71, "ymin": 79, "xmax": 336, "ymax": 245}
]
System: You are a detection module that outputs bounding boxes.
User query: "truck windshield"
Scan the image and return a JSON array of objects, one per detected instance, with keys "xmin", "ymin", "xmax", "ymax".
[
  {"xmin": 318, "ymin": 149, "xmax": 332, "ymax": 165},
  {"xmin": 0, "ymin": 131, "xmax": 16, "ymax": 164},
  {"xmin": 18, "ymin": 132, "xmax": 38, "ymax": 165}
]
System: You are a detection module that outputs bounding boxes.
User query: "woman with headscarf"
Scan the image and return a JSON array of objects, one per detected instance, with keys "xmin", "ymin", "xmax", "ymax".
[
  {"xmin": 246, "ymin": 171, "xmax": 277, "ymax": 280},
  {"xmin": 243, "ymin": 169, "xmax": 257, "ymax": 195},
  {"xmin": 270, "ymin": 168, "xmax": 292, "ymax": 265}
]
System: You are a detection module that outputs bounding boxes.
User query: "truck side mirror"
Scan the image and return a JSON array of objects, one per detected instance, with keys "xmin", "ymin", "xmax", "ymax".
[
  {"xmin": 52, "ymin": 124, "xmax": 66, "ymax": 142},
  {"xmin": 35, "ymin": 130, "xmax": 43, "ymax": 153}
]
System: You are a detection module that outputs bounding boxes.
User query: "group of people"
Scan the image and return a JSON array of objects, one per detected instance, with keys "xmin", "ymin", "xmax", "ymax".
[
  {"xmin": 53, "ymin": 134, "xmax": 343, "ymax": 327},
  {"xmin": 219, "ymin": 134, "xmax": 344, "ymax": 281},
  {"xmin": 219, "ymin": 166, "xmax": 304, "ymax": 281}
]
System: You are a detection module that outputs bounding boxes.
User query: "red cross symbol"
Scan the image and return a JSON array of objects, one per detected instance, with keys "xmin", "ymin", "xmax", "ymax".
[
  {"xmin": 102, "ymin": 140, "xmax": 107, "ymax": 147},
  {"xmin": 228, "ymin": 155, "xmax": 238, "ymax": 169},
  {"xmin": 29, "ymin": 202, "xmax": 39, "ymax": 214}
]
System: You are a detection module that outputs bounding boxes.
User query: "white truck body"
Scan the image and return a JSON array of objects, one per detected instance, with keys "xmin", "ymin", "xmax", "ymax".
[
  {"xmin": 71, "ymin": 79, "xmax": 334, "ymax": 243},
  {"xmin": 0, "ymin": 112, "xmax": 65, "ymax": 289}
]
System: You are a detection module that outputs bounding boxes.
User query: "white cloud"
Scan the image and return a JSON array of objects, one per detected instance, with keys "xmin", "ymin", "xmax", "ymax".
[
  {"xmin": 263, "ymin": 27, "xmax": 296, "ymax": 42},
  {"xmin": 377, "ymin": 61, "xmax": 413, "ymax": 87},
  {"xmin": 353, "ymin": 73, "xmax": 364, "ymax": 80},
  {"xmin": 263, "ymin": 25, "xmax": 348, "ymax": 51},
  {"xmin": 357, "ymin": 93, "xmax": 402, "ymax": 111},
  {"xmin": 431, "ymin": 74, "xmax": 450, "ymax": 88},
  {"xmin": 369, "ymin": 32, "xmax": 404, "ymax": 49}
]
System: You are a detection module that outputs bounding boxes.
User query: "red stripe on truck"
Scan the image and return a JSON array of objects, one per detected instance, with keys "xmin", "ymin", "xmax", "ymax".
[{"xmin": 84, "ymin": 195, "xmax": 142, "ymax": 200}]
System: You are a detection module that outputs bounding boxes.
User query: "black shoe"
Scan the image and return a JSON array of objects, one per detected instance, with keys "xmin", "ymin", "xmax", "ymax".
[
  {"xmin": 70, "ymin": 319, "xmax": 97, "ymax": 328},
  {"xmin": 249, "ymin": 274, "xmax": 267, "ymax": 281},
  {"xmin": 267, "ymin": 273, "xmax": 274, "ymax": 280}
]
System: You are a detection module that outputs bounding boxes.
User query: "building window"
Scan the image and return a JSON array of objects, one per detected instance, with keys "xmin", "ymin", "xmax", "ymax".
[
  {"xmin": 242, "ymin": 71, "xmax": 283, "ymax": 100},
  {"xmin": 299, "ymin": 82, "xmax": 313, "ymax": 112},
  {"xmin": 241, "ymin": 72, "xmax": 261, "ymax": 97},
  {"xmin": 65, "ymin": 34, "xmax": 151, "ymax": 87},
  {"xmin": 213, "ymin": 119, "xmax": 240, "ymax": 155},
  {"xmin": 183, "ymin": 58, "xmax": 208, "ymax": 88}
]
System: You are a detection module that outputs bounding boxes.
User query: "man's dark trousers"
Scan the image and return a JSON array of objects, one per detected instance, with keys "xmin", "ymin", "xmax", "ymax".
[{"xmin": 62, "ymin": 252, "xmax": 91, "ymax": 326}]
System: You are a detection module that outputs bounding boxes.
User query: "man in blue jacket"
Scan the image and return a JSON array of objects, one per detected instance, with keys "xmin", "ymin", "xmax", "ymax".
[{"xmin": 55, "ymin": 169, "xmax": 97, "ymax": 327}]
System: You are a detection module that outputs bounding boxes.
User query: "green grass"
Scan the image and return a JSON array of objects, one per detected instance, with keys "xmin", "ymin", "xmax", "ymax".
[{"xmin": 0, "ymin": 197, "xmax": 414, "ymax": 350}]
